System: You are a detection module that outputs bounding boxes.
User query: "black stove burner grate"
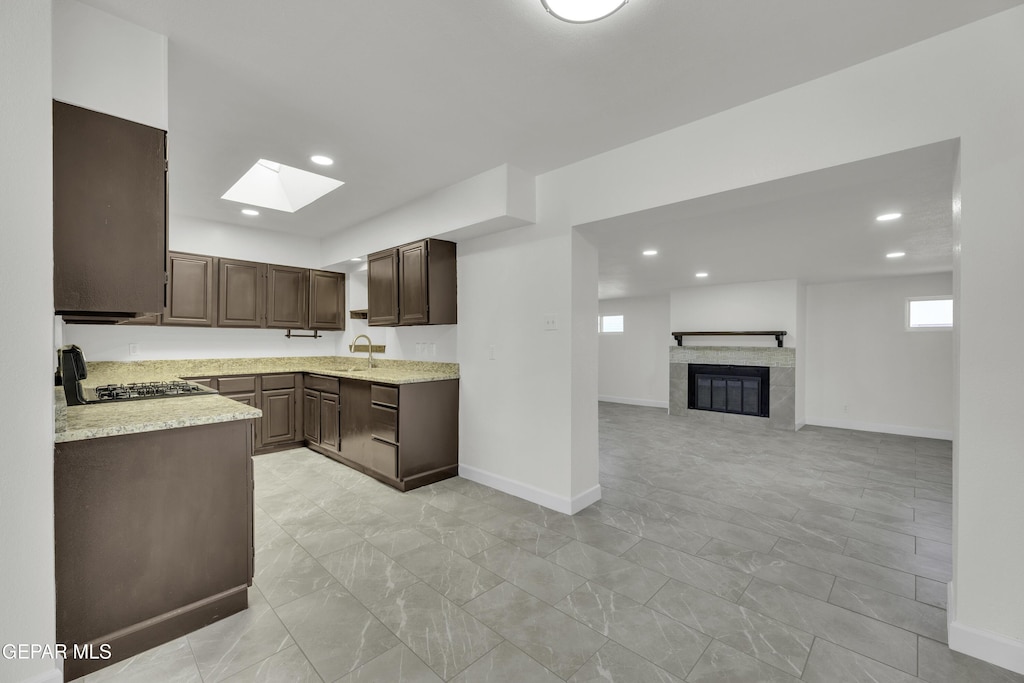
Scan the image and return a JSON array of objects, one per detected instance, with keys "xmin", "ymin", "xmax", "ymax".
[{"xmin": 93, "ymin": 381, "xmax": 208, "ymax": 401}]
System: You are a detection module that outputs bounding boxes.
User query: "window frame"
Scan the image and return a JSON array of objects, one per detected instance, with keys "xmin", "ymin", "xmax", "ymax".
[{"xmin": 598, "ymin": 314, "xmax": 624, "ymax": 334}]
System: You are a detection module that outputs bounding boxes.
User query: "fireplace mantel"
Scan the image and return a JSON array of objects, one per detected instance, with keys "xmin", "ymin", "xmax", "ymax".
[{"xmin": 671, "ymin": 331, "xmax": 787, "ymax": 347}]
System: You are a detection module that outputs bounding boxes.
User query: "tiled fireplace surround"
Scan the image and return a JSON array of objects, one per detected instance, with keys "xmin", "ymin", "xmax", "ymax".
[{"xmin": 669, "ymin": 345, "xmax": 796, "ymax": 431}]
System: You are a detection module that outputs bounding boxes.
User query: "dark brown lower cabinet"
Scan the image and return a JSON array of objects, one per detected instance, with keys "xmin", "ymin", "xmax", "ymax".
[
  {"xmin": 258, "ymin": 374, "xmax": 300, "ymax": 448},
  {"xmin": 304, "ymin": 374, "xmax": 342, "ymax": 457},
  {"xmin": 55, "ymin": 420, "xmax": 254, "ymax": 681}
]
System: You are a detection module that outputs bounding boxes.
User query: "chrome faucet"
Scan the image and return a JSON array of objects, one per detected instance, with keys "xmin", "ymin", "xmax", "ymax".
[{"xmin": 349, "ymin": 334, "xmax": 375, "ymax": 370}]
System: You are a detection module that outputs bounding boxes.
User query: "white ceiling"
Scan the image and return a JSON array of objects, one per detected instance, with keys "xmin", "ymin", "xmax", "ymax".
[
  {"xmin": 581, "ymin": 140, "xmax": 957, "ymax": 299},
  {"xmin": 79, "ymin": 0, "xmax": 1020, "ymax": 239}
]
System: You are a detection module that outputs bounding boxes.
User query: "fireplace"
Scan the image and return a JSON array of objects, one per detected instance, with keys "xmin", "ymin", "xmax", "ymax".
[{"xmin": 687, "ymin": 364, "xmax": 770, "ymax": 417}]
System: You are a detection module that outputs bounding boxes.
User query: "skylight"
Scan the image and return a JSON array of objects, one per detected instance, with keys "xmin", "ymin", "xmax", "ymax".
[{"xmin": 221, "ymin": 159, "xmax": 344, "ymax": 213}]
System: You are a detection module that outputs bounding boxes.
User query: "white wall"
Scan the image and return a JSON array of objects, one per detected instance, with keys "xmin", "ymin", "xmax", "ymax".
[
  {"xmin": 598, "ymin": 295, "xmax": 670, "ymax": 408},
  {"xmin": 549, "ymin": 8, "xmax": 1024, "ymax": 668},
  {"xmin": 171, "ymin": 215, "xmax": 324, "ymax": 269},
  {"xmin": 0, "ymin": 2, "xmax": 59, "ymax": 682},
  {"xmin": 669, "ymin": 279, "xmax": 801, "ymax": 348},
  {"xmin": 52, "ymin": 0, "xmax": 167, "ymax": 129},
  {"xmin": 805, "ymin": 274, "xmax": 954, "ymax": 439}
]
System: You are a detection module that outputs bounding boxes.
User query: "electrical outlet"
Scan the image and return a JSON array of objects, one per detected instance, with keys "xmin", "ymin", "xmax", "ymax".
[
  {"xmin": 429, "ymin": 343, "xmax": 436, "ymax": 357},
  {"xmin": 129, "ymin": 343, "xmax": 140, "ymax": 357},
  {"xmin": 544, "ymin": 314, "xmax": 557, "ymax": 331}
]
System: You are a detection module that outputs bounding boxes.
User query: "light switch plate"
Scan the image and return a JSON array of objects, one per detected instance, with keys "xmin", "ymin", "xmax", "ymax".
[{"xmin": 128, "ymin": 343, "xmax": 140, "ymax": 356}]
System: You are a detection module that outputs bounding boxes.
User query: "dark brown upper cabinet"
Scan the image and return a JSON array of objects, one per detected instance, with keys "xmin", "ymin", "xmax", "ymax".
[
  {"xmin": 369, "ymin": 239, "xmax": 457, "ymax": 327},
  {"xmin": 266, "ymin": 264, "xmax": 308, "ymax": 329},
  {"xmin": 163, "ymin": 252, "xmax": 215, "ymax": 326},
  {"xmin": 309, "ymin": 270, "xmax": 346, "ymax": 330},
  {"xmin": 53, "ymin": 101, "xmax": 167, "ymax": 319},
  {"xmin": 368, "ymin": 248, "xmax": 399, "ymax": 326},
  {"xmin": 217, "ymin": 258, "xmax": 266, "ymax": 327}
]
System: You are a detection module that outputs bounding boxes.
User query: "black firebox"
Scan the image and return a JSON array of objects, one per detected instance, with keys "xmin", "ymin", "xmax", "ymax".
[{"xmin": 687, "ymin": 364, "xmax": 770, "ymax": 417}]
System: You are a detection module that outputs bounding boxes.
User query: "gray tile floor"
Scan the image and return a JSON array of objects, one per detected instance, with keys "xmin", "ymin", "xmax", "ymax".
[{"xmin": 79, "ymin": 403, "xmax": 1024, "ymax": 682}]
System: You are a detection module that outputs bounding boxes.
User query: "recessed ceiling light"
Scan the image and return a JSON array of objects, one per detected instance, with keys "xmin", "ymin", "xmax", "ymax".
[
  {"xmin": 241, "ymin": 208, "xmax": 259, "ymax": 216},
  {"xmin": 695, "ymin": 272, "xmax": 709, "ymax": 278},
  {"xmin": 877, "ymin": 212, "xmax": 902, "ymax": 222},
  {"xmin": 542, "ymin": 0, "xmax": 627, "ymax": 23},
  {"xmin": 886, "ymin": 252, "xmax": 906, "ymax": 258},
  {"xmin": 222, "ymin": 158, "xmax": 344, "ymax": 213},
  {"xmin": 310, "ymin": 155, "xmax": 333, "ymax": 166},
  {"xmin": 350, "ymin": 257, "xmax": 363, "ymax": 262},
  {"xmin": 642, "ymin": 249, "xmax": 658, "ymax": 256}
]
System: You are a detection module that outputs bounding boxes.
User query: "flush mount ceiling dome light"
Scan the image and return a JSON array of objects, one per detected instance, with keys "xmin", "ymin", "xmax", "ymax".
[{"xmin": 542, "ymin": 0, "xmax": 627, "ymax": 23}]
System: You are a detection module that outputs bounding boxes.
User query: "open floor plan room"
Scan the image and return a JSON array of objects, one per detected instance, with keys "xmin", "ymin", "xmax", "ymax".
[{"xmin": 76, "ymin": 403, "xmax": 1023, "ymax": 683}]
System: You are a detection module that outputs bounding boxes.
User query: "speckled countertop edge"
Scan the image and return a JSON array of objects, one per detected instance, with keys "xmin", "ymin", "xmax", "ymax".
[{"xmin": 54, "ymin": 356, "xmax": 458, "ymax": 443}]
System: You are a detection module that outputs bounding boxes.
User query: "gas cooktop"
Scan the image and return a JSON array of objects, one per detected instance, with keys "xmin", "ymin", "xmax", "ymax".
[{"xmin": 89, "ymin": 381, "xmax": 217, "ymax": 402}]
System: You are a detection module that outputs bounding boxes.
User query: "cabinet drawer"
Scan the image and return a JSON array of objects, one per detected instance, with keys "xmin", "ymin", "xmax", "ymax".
[
  {"xmin": 261, "ymin": 373, "xmax": 296, "ymax": 390},
  {"xmin": 185, "ymin": 377, "xmax": 216, "ymax": 389},
  {"xmin": 218, "ymin": 375, "xmax": 257, "ymax": 393},
  {"xmin": 370, "ymin": 384, "xmax": 398, "ymax": 407},
  {"xmin": 372, "ymin": 405, "xmax": 398, "ymax": 443},
  {"xmin": 367, "ymin": 438, "xmax": 397, "ymax": 479},
  {"xmin": 305, "ymin": 374, "xmax": 339, "ymax": 393}
]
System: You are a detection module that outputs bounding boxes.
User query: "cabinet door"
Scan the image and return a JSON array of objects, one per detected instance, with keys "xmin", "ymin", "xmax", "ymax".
[
  {"xmin": 303, "ymin": 390, "xmax": 321, "ymax": 444},
  {"xmin": 218, "ymin": 259, "xmax": 265, "ymax": 327},
  {"xmin": 367, "ymin": 249, "xmax": 399, "ymax": 326},
  {"xmin": 308, "ymin": 270, "xmax": 346, "ymax": 330},
  {"xmin": 320, "ymin": 392, "xmax": 341, "ymax": 452},
  {"xmin": 340, "ymin": 379, "xmax": 373, "ymax": 470},
  {"xmin": 260, "ymin": 388, "xmax": 298, "ymax": 446},
  {"xmin": 398, "ymin": 240, "xmax": 429, "ymax": 326},
  {"xmin": 53, "ymin": 101, "xmax": 167, "ymax": 317},
  {"xmin": 266, "ymin": 264, "xmax": 307, "ymax": 329},
  {"xmin": 222, "ymin": 391, "xmax": 259, "ymax": 445},
  {"xmin": 164, "ymin": 252, "xmax": 215, "ymax": 326}
]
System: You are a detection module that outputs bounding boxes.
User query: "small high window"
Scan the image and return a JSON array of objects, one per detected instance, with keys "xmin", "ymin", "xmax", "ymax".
[
  {"xmin": 599, "ymin": 314, "xmax": 624, "ymax": 334},
  {"xmin": 907, "ymin": 296, "xmax": 953, "ymax": 329}
]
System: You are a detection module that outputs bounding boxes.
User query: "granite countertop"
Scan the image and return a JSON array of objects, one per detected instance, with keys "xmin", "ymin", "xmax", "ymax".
[{"xmin": 54, "ymin": 356, "xmax": 459, "ymax": 443}]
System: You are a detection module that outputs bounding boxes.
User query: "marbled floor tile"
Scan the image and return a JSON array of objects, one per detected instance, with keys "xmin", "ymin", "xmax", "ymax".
[
  {"xmin": 548, "ymin": 540, "xmax": 670, "ymax": 603},
  {"xmin": 914, "ymin": 508, "xmax": 952, "ymax": 529},
  {"xmin": 578, "ymin": 504, "xmax": 710, "ymax": 555},
  {"xmin": 363, "ymin": 525, "xmax": 435, "ymax": 558},
  {"xmin": 567, "ymin": 641, "xmax": 684, "ymax": 683},
  {"xmin": 475, "ymin": 511, "xmax": 573, "ymax": 556},
  {"xmin": 645, "ymin": 486, "xmax": 739, "ymax": 522},
  {"xmin": 684, "ymin": 639, "xmax": 802, "ymax": 683},
  {"xmin": 449, "ymin": 641, "xmax": 560, "ymax": 683},
  {"xmin": 317, "ymin": 541, "xmax": 419, "ymax": 607},
  {"xmin": 472, "ymin": 541, "xmax": 586, "ymax": 605},
  {"xmin": 464, "ymin": 582, "xmax": 607, "ymax": 679},
  {"xmin": 915, "ymin": 576, "xmax": 948, "ymax": 609},
  {"xmin": 599, "ymin": 487, "xmax": 689, "ymax": 521},
  {"xmin": 275, "ymin": 583, "xmax": 399, "ymax": 682},
  {"xmin": 324, "ymin": 499, "xmax": 404, "ymax": 538},
  {"xmin": 770, "ymin": 538, "xmax": 916, "ymax": 599},
  {"xmin": 414, "ymin": 486, "xmax": 501, "ymax": 521},
  {"xmin": 555, "ymin": 582, "xmax": 711, "ymax": 680},
  {"xmin": 335, "ymin": 644, "xmax": 443, "ymax": 683},
  {"xmin": 622, "ymin": 540, "xmax": 752, "ymax": 602},
  {"xmin": 255, "ymin": 487, "xmax": 323, "ymax": 526},
  {"xmin": 917, "ymin": 636, "xmax": 1024, "ymax": 683},
  {"xmin": 851, "ymin": 510, "xmax": 952, "ymax": 544},
  {"xmin": 280, "ymin": 510, "xmax": 363, "ymax": 558},
  {"xmin": 671, "ymin": 511, "xmax": 780, "ymax": 554},
  {"xmin": 416, "ymin": 516, "xmax": 505, "ymax": 558},
  {"xmin": 82, "ymin": 636, "xmax": 201, "ymax": 683},
  {"xmin": 220, "ymin": 645, "xmax": 320, "ymax": 683},
  {"xmin": 186, "ymin": 600, "xmax": 294, "ymax": 682},
  {"xmin": 696, "ymin": 538, "xmax": 836, "ymax": 601},
  {"xmin": 647, "ymin": 579, "xmax": 812, "ymax": 677},
  {"xmin": 253, "ymin": 533, "xmax": 337, "ymax": 608},
  {"xmin": 729, "ymin": 509, "xmax": 847, "ymax": 554},
  {"xmin": 738, "ymin": 579, "xmax": 918, "ymax": 675},
  {"xmin": 844, "ymin": 538, "xmax": 952, "ymax": 582},
  {"xmin": 828, "ymin": 577, "xmax": 947, "ymax": 642},
  {"xmin": 527, "ymin": 510, "xmax": 642, "ymax": 556},
  {"xmin": 915, "ymin": 537, "xmax": 952, "ymax": 562},
  {"xmin": 600, "ymin": 472, "xmax": 657, "ymax": 498},
  {"xmin": 370, "ymin": 582, "xmax": 504, "ymax": 680},
  {"xmin": 700, "ymin": 486, "xmax": 799, "ymax": 522},
  {"xmin": 802, "ymin": 638, "xmax": 923, "ymax": 683},
  {"xmin": 792, "ymin": 509, "xmax": 917, "ymax": 553},
  {"xmin": 437, "ymin": 476, "xmax": 502, "ymax": 501},
  {"xmin": 394, "ymin": 540, "xmax": 503, "ymax": 605}
]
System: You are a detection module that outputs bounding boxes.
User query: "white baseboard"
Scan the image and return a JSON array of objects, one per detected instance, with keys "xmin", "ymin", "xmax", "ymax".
[
  {"xmin": 947, "ymin": 581, "xmax": 1024, "ymax": 675},
  {"xmin": 598, "ymin": 395, "xmax": 669, "ymax": 410},
  {"xmin": 458, "ymin": 464, "xmax": 601, "ymax": 515},
  {"xmin": 804, "ymin": 416, "xmax": 952, "ymax": 441}
]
